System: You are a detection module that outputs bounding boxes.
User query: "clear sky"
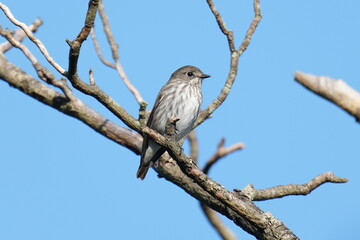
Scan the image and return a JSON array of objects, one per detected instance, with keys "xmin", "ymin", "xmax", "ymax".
[{"xmin": 1, "ymin": 1, "xmax": 359, "ymax": 239}]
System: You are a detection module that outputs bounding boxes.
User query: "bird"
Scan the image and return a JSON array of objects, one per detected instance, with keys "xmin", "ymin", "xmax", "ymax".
[{"xmin": 136, "ymin": 65, "xmax": 210, "ymax": 180}]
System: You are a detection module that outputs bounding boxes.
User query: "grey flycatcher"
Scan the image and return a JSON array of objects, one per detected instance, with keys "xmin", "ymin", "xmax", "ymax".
[{"xmin": 136, "ymin": 65, "xmax": 210, "ymax": 180}]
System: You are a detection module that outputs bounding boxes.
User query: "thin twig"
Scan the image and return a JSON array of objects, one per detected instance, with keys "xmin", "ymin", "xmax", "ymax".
[
  {"xmin": 0, "ymin": 3, "xmax": 65, "ymax": 74},
  {"xmin": 203, "ymin": 138, "xmax": 245, "ymax": 174},
  {"xmin": 238, "ymin": 0, "xmax": 262, "ymax": 54},
  {"xmin": 236, "ymin": 172, "xmax": 349, "ymax": 201},
  {"xmin": 90, "ymin": 28, "xmax": 116, "ymax": 68},
  {"xmin": 0, "ymin": 18, "xmax": 43, "ymax": 53},
  {"xmin": 0, "ymin": 27, "xmax": 38, "ymax": 64},
  {"xmin": 195, "ymin": 0, "xmax": 262, "ymax": 128},
  {"xmin": 295, "ymin": 71, "xmax": 360, "ymax": 122},
  {"xmin": 66, "ymin": 0, "xmax": 98, "ymax": 77},
  {"xmin": 0, "ymin": 26, "xmax": 77, "ymax": 101},
  {"xmin": 187, "ymin": 130, "xmax": 199, "ymax": 163},
  {"xmin": 206, "ymin": 0, "xmax": 236, "ymax": 52},
  {"xmin": 0, "ymin": 1, "xmax": 132, "ymax": 126},
  {"xmin": 65, "ymin": 0, "xmax": 140, "ymax": 131},
  {"xmin": 97, "ymin": 0, "xmax": 146, "ymax": 105},
  {"xmin": 98, "ymin": 1, "xmax": 118, "ymax": 60},
  {"xmin": 89, "ymin": 68, "xmax": 96, "ymax": 85}
]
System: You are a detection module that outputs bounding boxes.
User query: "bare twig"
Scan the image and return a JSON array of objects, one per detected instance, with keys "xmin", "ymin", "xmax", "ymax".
[
  {"xmin": 238, "ymin": 0, "xmax": 262, "ymax": 55},
  {"xmin": 0, "ymin": 0, "xmax": 132, "ymax": 127},
  {"xmin": 206, "ymin": 0, "xmax": 236, "ymax": 52},
  {"xmin": 0, "ymin": 27, "xmax": 38, "ymax": 63},
  {"xmin": 0, "ymin": 26, "xmax": 75, "ymax": 101},
  {"xmin": 203, "ymin": 138, "xmax": 245, "ymax": 174},
  {"xmin": 0, "ymin": 18, "xmax": 43, "ymax": 53},
  {"xmin": 89, "ymin": 68, "xmax": 95, "ymax": 85},
  {"xmin": 187, "ymin": 130, "xmax": 199, "ymax": 163},
  {"xmin": 236, "ymin": 172, "xmax": 349, "ymax": 201},
  {"xmin": 295, "ymin": 71, "xmax": 360, "ymax": 122},
  {"xmin": 97, "ymin": 1, "xmax": 117, "ymax": 60},
  {"xmin": 66, "ymin": 0, "xmax": 98, "ymax": 77},
  {"xmin": 90, "ymin": 28, "xmax": 116, "ymax": 68},
  {"xmin": 65, "ymin": 0, "xmax": 140, "ymax": 131},
  {"xmin": 195, "ymin": 0, "xmax": 262, "ymax": 128},
  {"xmin": 97, "ymin": 0, "xmax": 146, "ymax": 106},
  {"xmin": 0, "ymin": 3, "xmax": 65, "ymax": 74}
]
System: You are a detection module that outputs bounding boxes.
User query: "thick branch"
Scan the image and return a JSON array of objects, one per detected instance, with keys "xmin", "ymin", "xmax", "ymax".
[
  {"xmin": 145, "ymin": 119, "xmax": 299, "ymax": 240},
  {"xmin": 154, "ymin": 153, "xmax": 262, "ymax": 239},
  {"xmin": 199, "ymin": 138, "xmax": 244, "ymax": 240},
  {"xmin": 0, "ymin": 54, "xmax": 142, "ymax": 154},
  {"xmin": 295, "ymin": 71, "xmax": 360, "ymax": 122},
  {"xmin": 200, "ymin": 204, "xmax": 238, "ymax": 240},
  {"xmin": 188, "ymin": 132, "xmax": 241, "ymax": 240},
  {"xmin": 236, "ymin": 172, "xmax": 348, "ymax": 201}
]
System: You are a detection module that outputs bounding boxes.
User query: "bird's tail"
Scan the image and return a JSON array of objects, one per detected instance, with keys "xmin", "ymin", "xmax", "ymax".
[
  {"xmin": 136, "ymin": 163, "xmax": 151, "ymax": 180},
  {"xmin": 137, "ymin": 146, "xmax": 165, "ymax": 180}
]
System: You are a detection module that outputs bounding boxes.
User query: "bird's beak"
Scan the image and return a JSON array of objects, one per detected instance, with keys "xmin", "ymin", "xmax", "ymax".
[{"xmin": 201, "ymin": 74, "xmax": 211, "ymax": 79}]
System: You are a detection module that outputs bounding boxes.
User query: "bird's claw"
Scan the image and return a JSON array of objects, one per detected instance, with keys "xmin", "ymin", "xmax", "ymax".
[{"xmin": 174, "ymin": 127, "xmax": 179, "ymax": 134}]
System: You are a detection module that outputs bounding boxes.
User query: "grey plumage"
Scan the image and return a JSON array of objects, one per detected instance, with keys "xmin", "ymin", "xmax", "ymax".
[{"xmin": 136, "ymin": 65, "xmax": 210, "ymax": 180}]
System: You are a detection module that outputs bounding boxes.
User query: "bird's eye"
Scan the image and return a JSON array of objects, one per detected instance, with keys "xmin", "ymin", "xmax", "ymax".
[{"xmin": 187, "ymin": 72, "xmax": 194, "ymax": 77}]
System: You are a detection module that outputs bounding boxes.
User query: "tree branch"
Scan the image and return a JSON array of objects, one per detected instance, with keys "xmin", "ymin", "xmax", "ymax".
[
  {"xmin": 0, "ymin": 1, "xmax": 350, "ymax": 240},
  {"xmin": 206, "ymin": 0, "xmax": 236, "ymax": 52},
  {"xmin": 0, "ymin": 27, "xmax": 38, "ymax": 63},
  {"xmin": 157, "ymin": 119, "xmax": 299, "ymax": 240},
  {"xmin": 235, "ymin": 172, "xmax": 348, "ymax": 201},
  {"xmin": 96, "ymin": 0, "xmax": 146, "ymax": 106},
  {"xmin": 198, "ymin": 138, "xmax": 244, "ymax": 240},
  {"xmin": 0, "ymin": 3, "xmax": 65, "ymax": 74},
  {"xmin": 66, "ymin": 0, "xmax": 98, "ymax": 76},
  {"xmin": 63, "ymin": 0, "xmax": 141, "ymax": 132},
  {"xmin": 195, "ymin": 0, "xmax": 262, "ymax": 128},
  {"xmin": 187, "ymin": 130, "xmax": 199, "ymax": 163},
  {"xmin": 203, "ymin": 138, "xmax": 245, "ymax": 174},
  {"xmin": 200, "ymin": 204, "xmax": 238, "ymax": 240},
  {"xmin": 0, "ymin": 54, "xmax": 142, "ymax": 154},
  {"xmin": 295, "ymin": 71, "xmax": 360, "ymax": 122},
  {"xmin": 0, "ymin": 23, "xmax": 76, "ymax": 101},
  {"xmin": 90, "ymin": 28, "xmax": 116, "ymax": 68},
  {"xmin": 0, "ymin": 18, "xmax": 42, "ymax": 53}
]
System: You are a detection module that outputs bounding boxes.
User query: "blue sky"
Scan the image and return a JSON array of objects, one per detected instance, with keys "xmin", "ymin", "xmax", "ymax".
[{"xmin": 1, "ymin": 1, "xmax": 359, "ymax": 239}]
